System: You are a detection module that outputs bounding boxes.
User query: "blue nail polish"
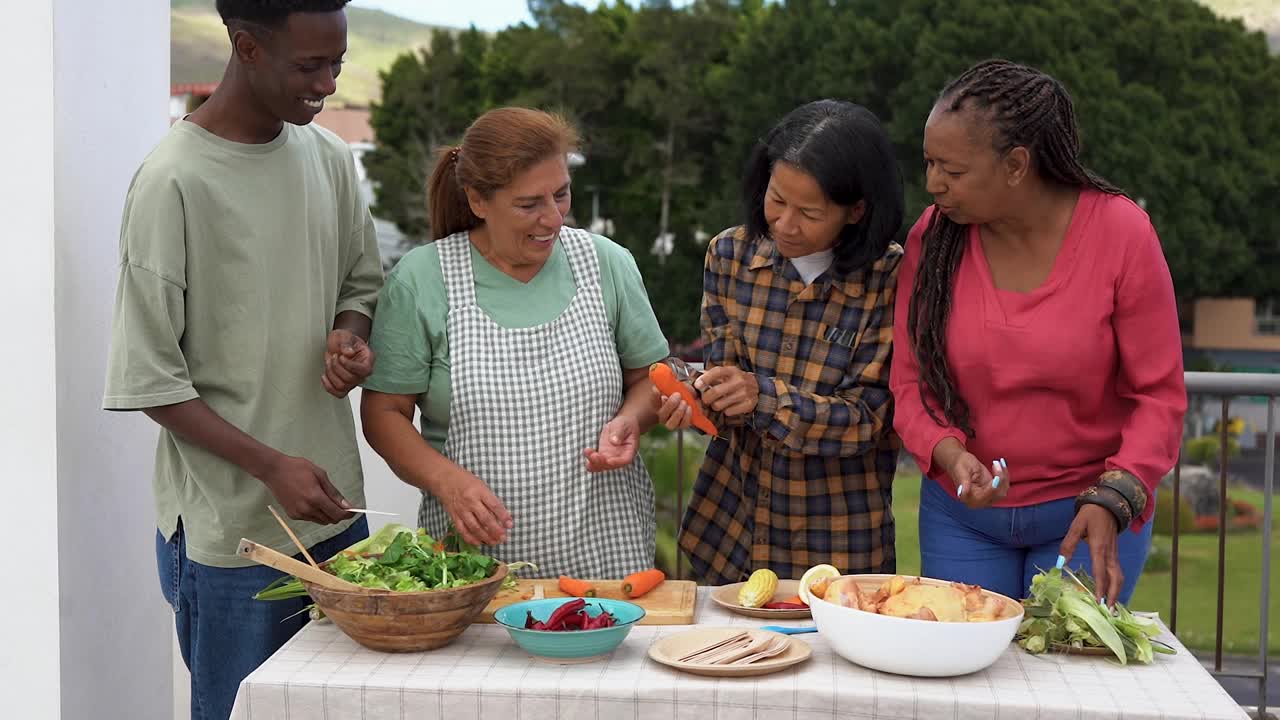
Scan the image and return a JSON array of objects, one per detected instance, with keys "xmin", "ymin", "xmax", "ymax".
[
  {"xmin": 1000, "ymin": 458, "xmax": 1008, "ymax": 470},
  {"xmin": 992, "ymin": 476, "xmax": 1001, "ymax": 488},
  {"xmin": 1100, "ymin": 596, "xmax": 1107, "ymax": 607},
  {"xmin": 1055, "ymin": 555, "xmax": 1065, "ymax": 569},
  {"xmin": 957, "ymin": 485, "xmax": 963, "ymax": 496}
]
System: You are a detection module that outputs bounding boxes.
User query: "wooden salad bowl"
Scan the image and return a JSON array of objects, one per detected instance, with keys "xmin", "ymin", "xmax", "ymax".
[{"xmin": 301, "ymin": 562, "xmax": 509, "ymax": 653}]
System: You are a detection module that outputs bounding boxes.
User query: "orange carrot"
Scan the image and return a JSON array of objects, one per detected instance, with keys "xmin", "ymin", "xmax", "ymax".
[
  {"xmin": 558, "ymin": 575, "xmax": 597, "ymax": 597},
  {"xmin": 649, "ymin": 362, "xmax": 718, "ymax": 436},
  {"xmin": 622, "ymin": 568, "xmax": 666, "ymax": 598}
]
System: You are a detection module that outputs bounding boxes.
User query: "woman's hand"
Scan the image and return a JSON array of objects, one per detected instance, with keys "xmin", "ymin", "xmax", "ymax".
[
  {"xmin": 1059, "ymin": 505, "xmax": 1122, "ymax": 605},
  {"xmin": 652, "ymin": 385, "xmax": 696, "ymax": 431},
  {"xmin": 947, "ymin": 452, "xmax": 1010, "ymax": 509},
  {"xmin": 584, "ymin": 414, "xmax": 640, "ymax": 472},
  {"xmin": 694, "ymin": 366, "xmax": 759, "ymax": 417},
  {"xmin": 438, "ymin": 469, "xmax": 512, "ymax": 547}
]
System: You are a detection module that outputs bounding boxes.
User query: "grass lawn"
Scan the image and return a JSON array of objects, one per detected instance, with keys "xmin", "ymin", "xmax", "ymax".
[
  {"xmin": 1130, "ymin": 486, "xmax": 1278, "ymax": 655},
  {"xmin": 642, "ymin": 430, "xmax": 1276, "ymax": 655}
]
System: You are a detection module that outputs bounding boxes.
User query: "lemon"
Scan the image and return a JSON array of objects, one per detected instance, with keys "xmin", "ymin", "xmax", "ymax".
[{"xmin": 798, "ymin": 564, "xmax": 841, "ymax": 605}]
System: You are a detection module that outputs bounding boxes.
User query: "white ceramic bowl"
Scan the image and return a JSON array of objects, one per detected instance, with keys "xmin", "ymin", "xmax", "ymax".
[{"xmin": 809, "ymin": 574, "xmax": 1023, "ymax": 677}]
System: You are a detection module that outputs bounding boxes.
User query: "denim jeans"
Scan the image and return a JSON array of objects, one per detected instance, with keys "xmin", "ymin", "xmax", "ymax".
[
  {"xmin": 918, "ymin": 477, "xmax": 1153, "ymax": 604},
  {"xmin": 156, "ymin": 517, "xmax": 369, "ymax": 720}
]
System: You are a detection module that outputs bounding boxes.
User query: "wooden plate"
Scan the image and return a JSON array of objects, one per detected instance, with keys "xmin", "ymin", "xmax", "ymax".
[
  {"xmin": 647, "ymin": 627, "xmax": 812, "ymax": 677},
  {"xmin": 710, "ymin": 579, "xmax": 811, "ymax": 619}
]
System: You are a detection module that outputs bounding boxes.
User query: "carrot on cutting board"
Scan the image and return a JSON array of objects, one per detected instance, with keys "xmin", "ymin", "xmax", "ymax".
[
  {"xmin": 558, "ymin": 575, "xmax": 597, "ymax": 597},
  {"xmin": 649, "ymin": 362, "xmax": 718, "ymax": 436},
  {"xmin": 622, "ymin": 568, "xmax": 666, "ymax": 598}
]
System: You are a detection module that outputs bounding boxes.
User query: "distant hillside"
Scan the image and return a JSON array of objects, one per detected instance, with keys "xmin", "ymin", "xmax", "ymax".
[
  {"xmin": 1199, "ymin": 0, "xmax": 1280, "ymax": 50},
  {"xmin": 171, "ymin": 0, "xmax": 447, "ymax": 107}
]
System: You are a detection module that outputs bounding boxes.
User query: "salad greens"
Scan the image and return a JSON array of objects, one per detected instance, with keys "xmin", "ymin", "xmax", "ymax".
[
  {"xmin": 255, "ymin": 524, "xmax": 535, "ymax": 608},
  {"xmin": 1016, "ymin": 567, "xmax": 1174, "ymax": 665}
]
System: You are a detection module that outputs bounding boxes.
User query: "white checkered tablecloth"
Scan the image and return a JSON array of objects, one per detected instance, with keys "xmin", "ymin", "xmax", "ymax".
[{"xmin": 230, "ymin": 588, "xmax": 1247, "ymax": 720}]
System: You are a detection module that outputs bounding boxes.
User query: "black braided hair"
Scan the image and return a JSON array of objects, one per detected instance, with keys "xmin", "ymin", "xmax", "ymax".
[{"xmin": 907, "ymin": 59, "xmax": 1123, "ymax": 437}]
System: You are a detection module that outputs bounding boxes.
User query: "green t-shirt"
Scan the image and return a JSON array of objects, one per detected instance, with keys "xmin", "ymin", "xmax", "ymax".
[
  {"xmin": 102, "ymin": 120, "xmax": 384, "ymax": 568},
  {"xmin": 363, "ymin": 234, "xmax": 669, "ymax": 452}
]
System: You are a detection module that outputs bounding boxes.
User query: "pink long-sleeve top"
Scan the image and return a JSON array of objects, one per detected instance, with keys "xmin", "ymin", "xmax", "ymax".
[{"xmin": 890, "ymin": 190, "xmax": 1187, "ymax": 528}]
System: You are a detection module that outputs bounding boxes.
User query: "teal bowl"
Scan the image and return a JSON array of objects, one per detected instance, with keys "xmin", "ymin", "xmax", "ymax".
[{"xmin": 494, "ymin": 597, "xmax": 646, "ymax": 663}]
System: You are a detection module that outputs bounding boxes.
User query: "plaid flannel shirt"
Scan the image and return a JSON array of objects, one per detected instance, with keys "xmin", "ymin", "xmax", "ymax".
[{"xmin": 679, "ymin": 226, "xmax": 902, "ymax": 584}]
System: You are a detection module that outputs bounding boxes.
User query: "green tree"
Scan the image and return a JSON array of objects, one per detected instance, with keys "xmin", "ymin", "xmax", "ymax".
[
  {"xmin": 365, "ymin": 28, "xmax": 489, "ymax": 237},
  {"xmin": 364, "ymin": 0, "xmax": 1280, "ymax": 329}
]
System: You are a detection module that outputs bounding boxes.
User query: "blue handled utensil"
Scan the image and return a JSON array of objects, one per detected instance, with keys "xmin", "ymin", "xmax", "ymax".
[{"xmin": 759, "ymin": 625, "xmax": 817, "ymax": 635}]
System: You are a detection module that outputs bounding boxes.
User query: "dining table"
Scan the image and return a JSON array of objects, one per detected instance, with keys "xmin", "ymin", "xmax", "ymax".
[{"xmin": 230, "ymin": 586, "xmax": 1248, "ymax": 719}]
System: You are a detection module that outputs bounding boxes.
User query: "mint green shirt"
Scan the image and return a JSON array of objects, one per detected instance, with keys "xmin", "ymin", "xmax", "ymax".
[
  {"xmin": 364, "ymin": 234, "xmax": 669, "ymax": 452},
  {"xmin": 102, "ymin": 120, "xmax": 384, "ymax": 567}
]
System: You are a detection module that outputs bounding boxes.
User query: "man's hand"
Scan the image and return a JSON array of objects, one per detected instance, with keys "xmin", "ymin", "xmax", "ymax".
[
  {"xmin": 322, "ymin": 329, "xmax": 375, "ymax": 398},
  {"xmin": 260, "ymin": 453, "xmax": 353, "ymax": 524}
]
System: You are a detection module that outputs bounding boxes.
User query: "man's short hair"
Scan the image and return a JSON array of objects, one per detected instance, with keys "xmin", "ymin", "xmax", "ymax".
[{"xmin": 216, "ymin": 0, "xmax": 351, "ymax": 29}]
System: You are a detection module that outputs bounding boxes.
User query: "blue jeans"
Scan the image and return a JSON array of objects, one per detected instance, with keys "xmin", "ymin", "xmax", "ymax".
[
  {"xmin": 918, "ymin": 478, "xmax": 1152, "ymax": 604},
  {"xmin": 156, "ymin": 517, "xmax": 368, "ymax": 720}
]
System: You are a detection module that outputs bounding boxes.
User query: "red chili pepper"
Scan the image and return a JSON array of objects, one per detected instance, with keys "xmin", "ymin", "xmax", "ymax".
[
  {"xmin": 543, "ymin": 598, "xmax": 586, "ymax": 629},
  {"xmin": 581, "ymin": 606, "xmax": 618, "ymax": 629},
  {"xmin": 762, "ymin": 601, "xmax": 808, "ymax": 610}
]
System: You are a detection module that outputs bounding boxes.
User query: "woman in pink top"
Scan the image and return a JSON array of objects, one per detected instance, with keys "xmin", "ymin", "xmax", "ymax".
[{"xmin": 890, "ymin": 59, "xmax": 1187, "ymax": 606}]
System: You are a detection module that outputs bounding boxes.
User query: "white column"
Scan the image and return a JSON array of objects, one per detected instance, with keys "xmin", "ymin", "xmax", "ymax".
[{"xmin": 0, "ymin": 1, "xmax": 174, "ymax": 718}]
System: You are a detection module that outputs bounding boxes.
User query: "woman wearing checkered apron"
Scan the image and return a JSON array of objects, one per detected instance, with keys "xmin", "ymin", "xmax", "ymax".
[{"xmin": 360, "ymin": 108, "xmax": 669, "ymax": 578}]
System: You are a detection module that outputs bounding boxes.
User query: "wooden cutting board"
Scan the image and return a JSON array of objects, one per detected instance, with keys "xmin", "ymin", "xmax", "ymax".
[{"xmin": 475, "ymin": 578, "xmax": 698, "ymax": 626}]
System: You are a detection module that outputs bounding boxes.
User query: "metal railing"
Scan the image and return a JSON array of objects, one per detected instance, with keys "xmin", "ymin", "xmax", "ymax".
[
  {"xmin": 667, "ymin": 370, "xmax": 1277, "ymax": 717},
  {"xmin": 1174, "ymin": 372, "xmax": 1276, "ymax": 719}
]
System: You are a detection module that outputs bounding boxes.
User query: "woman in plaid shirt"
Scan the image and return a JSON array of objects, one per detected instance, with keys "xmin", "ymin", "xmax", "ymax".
[{"xmin": 656, "ymin": 100, "xmax": 906, "ymax": 583}]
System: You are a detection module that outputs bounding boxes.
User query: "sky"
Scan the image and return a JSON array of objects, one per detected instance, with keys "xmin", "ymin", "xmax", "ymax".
[
  {"xmin": 349, "ymin": 1, "xmax": 693, "ymax": 31},
  {"xmin": 348, "ymin": 0, "xmax": 538, "ymax": 31}
]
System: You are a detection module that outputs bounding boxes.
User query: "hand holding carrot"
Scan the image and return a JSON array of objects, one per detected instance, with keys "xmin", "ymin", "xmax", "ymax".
[
  {"xmin": 653, "ymin": 385, "xmax": 697, "ymax": 431},
  {"xmin": 649, "ymin": 361, "xmax": 718, "ymax": 435}
]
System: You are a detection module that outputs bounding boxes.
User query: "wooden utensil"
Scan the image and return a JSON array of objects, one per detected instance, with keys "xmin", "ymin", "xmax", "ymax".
[
  {"xmin": 236, "ymin": 538, "xmax": 365, "ymax": 592},
  {"xmin": 677, "ymin": 630, "xmax": 750, "ymax": 663},
  {"xmin": 730, "ymin": 636, "xmax": 791, "ymax": 665},
  {"xmin": 648, "ymin": 627, "xmax": 812, "ymax": 678},
  {"xmin": 266, "ymin": 505, "xmax": 319, "ymax": 569}
]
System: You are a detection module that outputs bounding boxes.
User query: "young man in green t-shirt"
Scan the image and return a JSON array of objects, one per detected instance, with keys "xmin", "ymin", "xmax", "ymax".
[{"xmin": 102, "ymin": 2, "xmax": 382, "ymax": 718}]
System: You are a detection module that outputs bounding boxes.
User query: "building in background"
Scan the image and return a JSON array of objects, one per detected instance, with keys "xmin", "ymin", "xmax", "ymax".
[
  {"xmin": 1184, "ymin": 297, "xmax": 1280, "ymax": 447},
  {"xmin": 170, "ymin": 82, "xmax": 373, "ymax": 144}
]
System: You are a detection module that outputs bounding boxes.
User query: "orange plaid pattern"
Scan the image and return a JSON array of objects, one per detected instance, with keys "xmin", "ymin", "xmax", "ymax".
[{"xmin": 679, "ymin": 226, "xmax": 903, "ymax": 583}]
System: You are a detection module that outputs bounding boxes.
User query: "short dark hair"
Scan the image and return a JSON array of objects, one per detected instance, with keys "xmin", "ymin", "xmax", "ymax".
[
  {"xmin": 216, "ymin": 0, "xmax": 350, "ymax": 29},
  {"xmin": 742, "ymin": 99, "xmax": 904, "ymax": 276}
]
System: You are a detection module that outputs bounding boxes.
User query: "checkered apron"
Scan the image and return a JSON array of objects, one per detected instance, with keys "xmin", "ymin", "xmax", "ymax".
[{"xmin": 418, "ymin": 228, "xmax": 656, "ymax": 578}]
